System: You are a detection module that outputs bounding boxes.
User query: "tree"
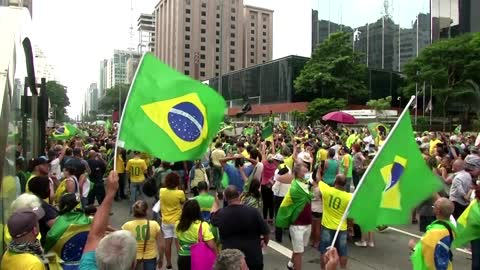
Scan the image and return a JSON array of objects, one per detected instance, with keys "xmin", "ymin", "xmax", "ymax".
[
  {"xmin": 294, "ymin": 32, "xmax": 368, "ymax": 104},
  {"xmin": 403, "ymin": 32, "xmax": 480, "ymax": 129},
  {"xmin": 366, "ymin": 96, "xmax": 392, "ymax": 116},
  {"xmin": 98, "ymin": 84, "xmax": 130, "ymax": 113},
  {"xmin": 47, "ymin": 81, "xmax": 70, "ymax": 122},
  {"xmin": 306, "ymin": 98, "xmax": 347, "ymax": 123}
]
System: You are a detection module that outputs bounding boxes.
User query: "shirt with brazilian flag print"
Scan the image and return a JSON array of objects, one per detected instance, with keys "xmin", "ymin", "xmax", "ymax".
[{"xmin": 175, "ymin": 220, "xmax": 214, "ymax": 257}]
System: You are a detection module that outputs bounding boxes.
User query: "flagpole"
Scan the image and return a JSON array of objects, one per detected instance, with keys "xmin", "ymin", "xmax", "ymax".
[
  {"xmin": 329, "ymin": 95, "xmax": 416, "ymax": 248},
  {"xmin": 113, "ymin": 52, "xmax": 147, "ymax": 171}
]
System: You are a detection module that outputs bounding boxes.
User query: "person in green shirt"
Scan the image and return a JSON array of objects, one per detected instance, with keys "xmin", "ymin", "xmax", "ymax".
[{"xmin": 193, "ymin": 181, "xmax": 215, "ymax": 222}]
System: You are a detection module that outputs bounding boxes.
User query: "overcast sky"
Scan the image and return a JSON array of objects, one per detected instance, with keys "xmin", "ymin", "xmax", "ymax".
[{"xmin": 32, "ymin": 0, "xmax": 312, "ymax": 118}]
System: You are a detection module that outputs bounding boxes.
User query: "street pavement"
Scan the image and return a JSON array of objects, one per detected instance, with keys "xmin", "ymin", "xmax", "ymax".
[{"xmin": 109, "ymin": 196, "xmax": 472, "ymax": 270}]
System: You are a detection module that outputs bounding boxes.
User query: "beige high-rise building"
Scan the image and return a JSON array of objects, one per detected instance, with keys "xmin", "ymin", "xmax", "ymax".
[{"xmin": 154, "ymin": 0, "xmax": 273, "ymax": 81}]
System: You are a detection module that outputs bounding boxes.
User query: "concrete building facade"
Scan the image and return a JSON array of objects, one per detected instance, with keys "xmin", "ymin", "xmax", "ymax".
[
  {"xmin": 104, "ymin": 50, "xmax": 141, "ymax": 89},
  {"xmin": 154, "ymin": 0, "xmax": 273, "ymax": 81},
  {"xmin": 137, "ymin": 13, "xmax": 156, "ymax": 53}
]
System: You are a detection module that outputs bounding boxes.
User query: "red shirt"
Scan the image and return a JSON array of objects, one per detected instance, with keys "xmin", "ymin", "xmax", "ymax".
[
  {"xmin": 261, "ymin": 161, "xmax": 277, "ymax": 185},
  {"xmin": 294, "ymin": 203, "xmax": 312, "ymax": 225}
]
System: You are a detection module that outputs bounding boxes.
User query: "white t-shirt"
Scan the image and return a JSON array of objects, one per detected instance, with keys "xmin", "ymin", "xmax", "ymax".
[
  {"xmin": 363, "ymin": 135, "xmax": 374, "ymax": 151},
  {"xmin": 272, "ymin": 167, "xmax": 291, "ymax": 197},
  {"xmin": 50, "ymin": 158, "xmax": 62, "ymax": 179}
]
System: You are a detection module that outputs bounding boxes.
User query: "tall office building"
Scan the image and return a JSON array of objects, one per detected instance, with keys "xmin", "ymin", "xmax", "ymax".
[
  {"xmin": 86, "ymin": 83, "xmax": 98, "ymax": 112},
  {"xmin": 137, "ymin": 13, "xmax": 156, "ymax": 53},
  {"xmin": 98, "ymin": 60, "xmax": 108, "ymax": 98},
  {"xmin": 154, "ymin": 0, "xmax": 273, "ymax": 80},
  {"xmin": 104, "ymin": 50, "xmax": 141, "ymax": 89}
]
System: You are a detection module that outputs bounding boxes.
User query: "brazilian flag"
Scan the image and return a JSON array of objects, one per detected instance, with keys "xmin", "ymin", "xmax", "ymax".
[
  {"xmin": 349, "ymin": 110, "xmax": 442, "ymax": 231},
  {"xmin": 104, "ymin": 119, "xmax": 112, "ymax": 133},
  {"xmin": 367, "ymin": 122, "xmax": 389, "ymax": 138},
  {"xmin": 51, "ymin": 124, "xmax": 79, "ymax": 140},
  {"xmin": 262, "ymin": 121, "xmax": 273, "ymax": 142},
  {"xmin": 275, "ymin": 180, "xmax": 312, "ymax": 228},
  {"xmin": 453, "ymin": 199, "xmax": 480, "ymax": 248},
  {"xmin": 45, "ymin": 211, "xmax": 92, "ymax": 267},
  {"xmin": 117, "ymin": 53, "xmax": 226, "ymax": 162},
  {"xmin": 243, "ymin": 127, "xmax": 254, "ymax": 136}
]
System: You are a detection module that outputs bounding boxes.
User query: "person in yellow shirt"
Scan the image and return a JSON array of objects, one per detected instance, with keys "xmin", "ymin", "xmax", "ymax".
[
  {"xmin": 1, "ymin": 208, "xmax": 46, "ymax": 270},
  {"xmin": 429, "ymin": 132, "xmax": 442, "ymax": 156},
  {"xmin": 126, "ymin": 151, "xmax": 148, "ymax": 203},
  {"xmin": 316, "ymin": 144, "xmax": 329, "ymax": 170},
  {"xmin": 160, "ymin": 172, "xmax": 186, "ymax": 269},
  {"xmin": 122, "ymin": 200, "xmax": 164, "ymax": 270},
  {"xmin": 237, "ymin": 142, "xmax": 250, "ymax": 158},
  {"xmin": 115, "ymin": 148, "xmax": 127, "ymax": 200},
  {"xmin": 317, "ymin": 174, "xmax": 353, "ymax": 269}
]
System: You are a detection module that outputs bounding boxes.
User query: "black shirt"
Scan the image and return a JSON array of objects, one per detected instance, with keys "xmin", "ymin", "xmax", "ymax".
[
  {"xmin": 211, "ymin": 204, "xmax": 269, "ymax": 267},
  {"xmin": 39, "ymin": 201, "xmax": 58, "ymax": 246},
  {"xmin": 86, "ymin": 159, "xmax": 106, "ymax": 183}
]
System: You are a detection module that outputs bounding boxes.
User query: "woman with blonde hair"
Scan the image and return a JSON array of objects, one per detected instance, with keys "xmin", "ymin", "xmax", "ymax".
[{"xmin": 122, "ymin": 200, "xmax": 165, "ymax": 270}]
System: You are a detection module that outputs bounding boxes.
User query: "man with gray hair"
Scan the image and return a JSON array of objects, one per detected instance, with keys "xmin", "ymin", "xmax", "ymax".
[
  {"xmin": 214, "ymin": 249, "xmax": 249, "ymax": 270},
  {"xmin": 80, "ymin": 171, "xmax": 138, "ymax": 270},
  {"xmin": 449, "ymin": 155, "xmax": 480, "ymax": 218}
]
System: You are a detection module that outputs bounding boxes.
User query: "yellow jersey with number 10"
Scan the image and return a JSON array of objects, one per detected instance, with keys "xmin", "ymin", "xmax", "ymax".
[
  {"xmin": 318, "ymin": 181, "xmax": 352, "ymax": 231},
  {"xmin": 126, "ymin": 158, "xmax": 148, "ymax": 183}
]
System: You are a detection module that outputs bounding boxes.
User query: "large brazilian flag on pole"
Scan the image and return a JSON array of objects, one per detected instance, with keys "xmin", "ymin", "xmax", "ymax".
[{"xmin": 117, "ymin": 53, "xmax": 226, "ymax": 162}]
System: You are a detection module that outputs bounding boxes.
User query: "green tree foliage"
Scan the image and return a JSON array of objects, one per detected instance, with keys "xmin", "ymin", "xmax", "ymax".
[
  {"xmin": 366, "ymin": 96, "xmax": 392, "ymax": 111},
  {"xmin": 98, "ymin": 84, "xmax": 130, "ymax": 113},
  {"xmin": 294, "ymin": 32, "xmax": 368, "ymax": 104},
  {"xmin": 46, "ymin": 81, "xmax": 70, "ymax": 122},
  {"xmin": 403, "ymin": 33, "xmax": 480, "ymax": 127},
  {"xmin": 306, "ymin": 98, "xmax": 347, "ymax": 122}
]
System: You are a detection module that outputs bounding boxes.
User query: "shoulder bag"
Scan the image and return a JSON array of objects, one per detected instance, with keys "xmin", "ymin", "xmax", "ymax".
[{"xmin": 191, "ymin": 222, "xmax": 216, "ymax": 270}]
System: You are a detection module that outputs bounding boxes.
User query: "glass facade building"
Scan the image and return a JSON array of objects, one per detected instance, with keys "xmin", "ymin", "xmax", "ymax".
[
  {"xmin": 312, "ymin": 0, "xmax": 470, "ymax": 73},
  {"xmin": 208, "ymin": 55, "xmax": 309, "ymax": 106}
]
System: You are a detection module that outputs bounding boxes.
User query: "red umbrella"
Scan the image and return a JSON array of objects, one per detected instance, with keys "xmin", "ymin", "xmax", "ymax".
[{"xmin": 322, "ymin": 111, "xmax": 358, "ymax": 124}]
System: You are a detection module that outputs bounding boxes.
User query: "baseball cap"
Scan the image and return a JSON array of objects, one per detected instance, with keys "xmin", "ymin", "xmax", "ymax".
[
  {"xmin": 8, "ymin": 207, "xmax": 45, "ymax": 239},
  {"xmin": 29, "ymin": 157, "xmax": 48, "ymax": 170},
  {"xmin": 273, "ymin": 154, "xmax": 284, "ymax": 162}
]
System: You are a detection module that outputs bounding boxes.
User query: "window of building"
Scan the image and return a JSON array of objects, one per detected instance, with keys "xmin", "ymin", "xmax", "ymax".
[
  {"xmin": 263, "ymin": 24, "xmax": 267, "ymax": 29},
  {"xmin": 201, "ymin": 11, "xmax": 206, "ymax": 16},
  {"xmin": 230, "ymin": 57, "xmax": 235, "ymax": 62},
  {"xmin": 250, "ymin": 59, "xmax": 254, "ymax": 64},
  {"xmin": 200, "ymin": 71, "xmax": 205, "ymax": 77},
  {"xmin": 216, "ymin": 14, "xmax": 220, "ymax": 19},
  {"xmin": 201, "ymin": 20, "xmax": 206, "ymax": 25},
  {"xmin": 262, "ymin": 53, "xmax": 266, "ymax": 57},
  {"xmin": 263, "ymin": 32, "xmax": 266, "ymax": 36},
  {"xmin": 185, "ymin": 61, "xmax": 190, "ymax": 67},
  {"xmin": 263, "ymin": 16, "xmax": 267, "ymax": 22},
  {"xmin": 216, "ymin": 39, "xmax": 220, "ymax": 44},
  {"xmin": 216, "ymin": 64, "xmax": 219, "ymax": 69},
  {"xmin": 185, "ymin": 43, "xmax": 190, "ymax": 49},
  {"xmin": 185, "ymin": 52, "xmax": 190, "ymax": 58},
  {"xmin": 185, "ymin": 70, "xmax": 190, "ymax": 75},
  {"xmin": 251, "ymin": 29, "xmax": 254, "ymax": 34},
  {"xmin": 216, "ymin": 22, "xmax": 220, "ymax": 27},
  {"xmin": 263, "ymin": 39, "xmax": 266, "ymax": 43},
  {"xmin": 230, "ymin": 49, "xmax": 235, "ymax": 54},
  {"xmin": 186, "ymin": 0, "xmax": 191, "ymax": 4},
  {"xmin": 262, "ymin": 60, "xmax": 266, "ymax": 63},
  {"xmin": 231, "ymin": 16, "xmax": 235, "ymax": 21},
  {"xmin": 200, "ymin": 62, "xmax": 205, "ymax": 68},
  {"xmin": 216, "ymin": 56, "xmax": 219, "ymax": 61},
  {"xmin": 230, "ymin": 33, "xmax": 235, "ymax": 38},
  {"xmin": 250, "ymin": 37, "xmax": 254, "ymax": 42},
  {"xmin": 231, "ymin": 24, "xmax": 235, "ymax": 29},
  {"xmin": 201, "ymin": 2, "xmax": 206, "ymax": 8},
  {"xmin": 250, "ymin": 51, "xmax": 254, "ymax": 56},
  {"xmin": 230, "ymin": 41, "xmax": 235, "ymax": 46},
  {"xmin": 231, "ymin": 8, "xmax": 235, "ymax": 12},
  {"xmin": 231, "ymin": 0, "xmax": 235, "ymax": 4},
  {"xmin": 230, "ymin": 65, "xmax": 235, "ymax": 71},
  {"xmin": 251, "ymin": 14, "xmax": 255, "ymax": 19},
  {"xmin": 186, "ymin": 9, "xmax": 191, "ymax": 14},
  {"xmin": 185, "ymin": 26, "xmax": 190, "ymax": 31},
  {"xmin": 250, "ymin": 44, "xmax": 254, "ymax": 49},
  {"xmin": 251, "ymin": 22, "xmax": 255, "ymax": 27},
  {"xmin": 200, "ymin": 37, "xmax": 206, "ymax": 42},
  {"xmin": 186, "ymin": 17, "xmax": 190, "ymax": 23},
  {"xmin": 201, "ymin": 28, "xmax": 206, "ymax": 34},
  {"xmin": 263, "ymin": 46, "xmax": 266, "ymax": 50},
  {"xmin": 216, "ymin": 72, "xmax": 219, "ymax": 76},
  {"xmin": 201, "ymin": 45, "xmax": 206, "ymax": 51},
  {"xmin": 201, "ymin": 54, "xmax": 206, "ymax": 59},
  {"xmin": 185, "ymin": 35, "xmax": 190, "ymax": 40},
  {"xmin": 216, "ymin": 31, "xmax": 220, "ymax": 35},
  {"xmin": 216, "ymin": 47, "xmax": 219, "ymax": 52}
]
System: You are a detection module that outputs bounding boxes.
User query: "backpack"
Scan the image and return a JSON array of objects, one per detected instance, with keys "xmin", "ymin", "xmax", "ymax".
[{"xmin": 142, "ymin": 177, "xmax": 158, "ymax": 197}]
